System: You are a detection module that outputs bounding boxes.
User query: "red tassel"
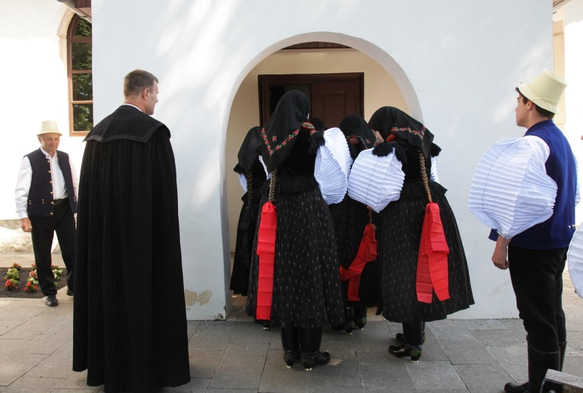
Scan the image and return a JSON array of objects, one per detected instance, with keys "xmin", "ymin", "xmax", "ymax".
[
  {"xmin": 256, "ymin": 201, "xmax": 277, "ymax": 320},
  {"xmin": 340, "ymin": 223, "xmax": 377, "ymax": 302},
  {"xmin": 416, "ymin": 202, "xmax": 450, "ymax": 303}
]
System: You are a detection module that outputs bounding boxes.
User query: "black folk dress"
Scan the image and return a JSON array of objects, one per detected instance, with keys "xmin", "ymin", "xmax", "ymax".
[
  {"xmin": 376, "ymin": 145, "xmax": 474, "ymax": 323},
  {"xmin": 245, "ymin": 125, "xmax": 345, "ymax": 329},
  {"xmin": 329, "ymin": 196, "xmax": 380, "ymax": 308},
  {"xmin": 230, "ymin": 158, "xmax": 266, "ymax": 296}
]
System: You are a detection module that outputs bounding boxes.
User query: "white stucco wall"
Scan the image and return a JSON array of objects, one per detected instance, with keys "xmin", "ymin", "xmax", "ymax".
[
  {"xmin": 3, "ymin": 0, "xmax": 560, "ymax": 320},
  {"xmin": 556, "ymin": 2, "xmax": 583, "ymax": 222}
]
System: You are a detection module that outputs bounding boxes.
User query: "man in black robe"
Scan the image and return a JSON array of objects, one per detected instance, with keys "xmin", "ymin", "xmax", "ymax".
[{"xmin": 73, "ymin": 69, "xmax": 191, "ymax": 393}]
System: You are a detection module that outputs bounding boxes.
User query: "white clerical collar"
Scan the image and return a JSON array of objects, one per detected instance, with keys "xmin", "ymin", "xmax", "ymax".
[{"xmin": 122, "ymin": 103, "xmax": 143, "ymax": 112}]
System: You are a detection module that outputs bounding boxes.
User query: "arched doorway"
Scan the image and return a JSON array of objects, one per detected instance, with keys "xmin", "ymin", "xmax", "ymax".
[{"xmin": 223, "ymin": 38, "xmax": 419, "ymax": 305}]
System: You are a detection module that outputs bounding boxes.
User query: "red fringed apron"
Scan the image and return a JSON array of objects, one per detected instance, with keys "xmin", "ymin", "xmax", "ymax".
[
  {"xmin": 416, "ymin": 148, "xmax": 450, "ymax": 304},
  {"xmin": 340, "ymin": 209, "xmax": 377, "ymax": 302},
  {"xmin": 416, "ymin": 202, "xmax": 450, "ymax": 303},
  {"xmin": 256, "ymin": 173, "xmax": 277, "ymax": 320}
]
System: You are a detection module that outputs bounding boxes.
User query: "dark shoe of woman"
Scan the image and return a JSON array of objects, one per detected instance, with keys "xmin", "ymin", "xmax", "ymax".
[
  {"xmin": 389, "ymin": 344, "xmax": 422, "ymax": 361},
  {"xmin": 354, "ymin": 316, "xmax": 367, "ymax": 330},
  {"xmin": 283, "ymin": 350, "xmax": 299, "ymax": 368},
  {"xmin": 344, "ymin": 319, "xmax": 355, "ymax": 334},
  {"xmin": 503, "ymin": 381, "xmax": 529, "ymax": 393},
  {"xmin": 300, "ymin": 351, "xmax": 331, "ymax": 370},
  {"xmin": 395, "ymin": 332, "xmax": 426, "ymax": 344}
]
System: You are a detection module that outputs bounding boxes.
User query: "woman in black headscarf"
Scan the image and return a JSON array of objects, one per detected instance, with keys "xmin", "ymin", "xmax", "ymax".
[
  {"xmin": 245, "ymin": 91, "xmax": 345, "ymax": 370},
  {"xmin": 368, "ymin": 106, "xmax": 474, "ymax": 361},
  {"xmin": 330, "ymin": 115, "xmax": 379, "ymax": 332},
  {"xmin": 230, "ymin": 126, "xmax": 266, "ymax": 296}
]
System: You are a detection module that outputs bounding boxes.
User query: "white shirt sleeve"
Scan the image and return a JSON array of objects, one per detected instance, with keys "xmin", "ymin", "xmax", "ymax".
[
  {"xmin": 469, "ymin": 136, "xmax": 556, "ymax": 239},
  {"xmin": 430, "ymin": 156, "xmax": 439, "ymax": 183},
  {"xmin": 15, "ymin": 157, "xmax": 32, "ymax": 219}
]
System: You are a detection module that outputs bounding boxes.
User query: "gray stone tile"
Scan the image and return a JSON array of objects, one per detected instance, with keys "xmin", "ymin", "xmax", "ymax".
[
  {"xmin": 470, "ymin": 328, "xmax": 525, "ymax": 347},
  {"xmin": 54, "ymin": 369, "xmax": 102, "ymax": 391},
  {"xmin": 4, "ymin": 376, "xmax": 62, "ymax": 393},
  {"xmin": 463, "ymin": 319, "xmax": 507, "ymax": 331},
  {"xmin": 0, "ymin": 338, "xmax": 28, "ymax": 354},
  {"xmin": 189, "ymin": 349, "xmax": 223, "ymax": 379},
  {"xmin": 487, "ymin": 344, "xmax": 528, "ymax": 382},
  {"xmin": 0, "ymin": 320, "xmax": 25, "ymax": 336},
  {"xmin": 405, "ymin": 360, "xmax": 467, "ymax": 391},
  {"xmin": 563, "ymin": 354, "xmax": 583, "ymax": 377},
  {"xmin": 230, "ymin": 320, "xmax": 278, "ymax": 345},
  {"xmin": 427, "ymin": 320, "xmax": 478, "ymax": 341},
  {"xmin": 438, "ymin": 339, "xmax": 496, "ymax": 364},
  {"xmin": 26, "ymin": 345, "xmax": 76, "ymax": 379},
  {"xmin": 310, "ymin": 356, "xmax": 363, "ymax": 391},
  {"xmin": 158, "ymin": 378, "xmax": 209, "ymax": 393},
  {"xmin": 0, "ymin": 352, "xmax": 42, "ymax": 386},
  {"xmin": 359, "ymin": 361, "xmax": 413, "ymax": 391},
  {"xmin": 455, "ymin": 363, "xmax": 513, "ymax": 392},
  {"xmin": 188, "ymin": 321, "xmax": 236, "ymax": 351},
  {"xmin": 207, "ymin": 342, "xmax": 267, "ymax": 390},
  {"xmin": 567, "ymin": 331, "xmax": 583, "ymax": 352}
]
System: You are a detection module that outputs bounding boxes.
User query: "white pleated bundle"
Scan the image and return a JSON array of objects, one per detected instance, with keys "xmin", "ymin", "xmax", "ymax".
[
  {"xmin": 567, "ymin": 224, "xmax": 583, "ymax": 298},
  {"xmin": 314, "ymin": 127, "xmax": 352, "ymax": 205},
  {"xmin": 468, "ymin": 137, "xmax": 557, "ymax": 239},
  {"xmin": 347, "ymin": 148, "xmax": 405, "ymax": 213}
]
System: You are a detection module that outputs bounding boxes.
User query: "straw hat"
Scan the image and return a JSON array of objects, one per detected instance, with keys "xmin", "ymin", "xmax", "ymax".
[
  {"xmin": 38, "ymin": 120, "xmax": 62, "ymax": 136},
  {"xmin": 517, "ymin": 69, "xmax": 566, "ymax": 114}
]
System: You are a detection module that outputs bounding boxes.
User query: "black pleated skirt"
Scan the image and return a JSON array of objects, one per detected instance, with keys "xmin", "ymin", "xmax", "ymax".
[{"xmin": 376, "ymin": 180, "xmax": 474, "ymax": 323}]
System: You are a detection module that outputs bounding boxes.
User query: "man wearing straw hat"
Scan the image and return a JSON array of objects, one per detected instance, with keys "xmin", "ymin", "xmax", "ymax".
[
  {"xmin": 15, "ymin": 120, "xmax": 77, "ymax": 307},
  {"xmin": 486, "ymin": 70, "xmax": 577, "ymax": 393}
]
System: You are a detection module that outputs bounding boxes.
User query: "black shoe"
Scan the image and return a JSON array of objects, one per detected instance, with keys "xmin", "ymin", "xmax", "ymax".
[
  {"xmin": 354, "ymin": 316, "xmax": 367, "ymax": 330},
  {"xmin": 66, "ymin": 289, "xmax": 73, "ymax": 296},
  {"xmin": 45, "ymin": 295, "xmax": 58, "ymax": 307},
  {"xmin": 396, "ymin": 332, "xmax": 426, "ymax": 344},
  {"xmin": 283, "ymin": 350, "xmax": 298, "ymax": 368},
  {"xmin": 504, "ymin": 381, "xmax": 528, "ymax": 393},
  {"xmin": 300, "ymin": 351, "xmax": 330, "ymax": 370},
  {"xmin": 389, "ymin": 344, "xmax": 422, "ymax": 361}
]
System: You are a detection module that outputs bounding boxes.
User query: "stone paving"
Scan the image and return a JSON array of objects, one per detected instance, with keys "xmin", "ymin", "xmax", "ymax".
[{"xmin": 0, "ymin": 248, "xmax": 581, "ymax": 392}]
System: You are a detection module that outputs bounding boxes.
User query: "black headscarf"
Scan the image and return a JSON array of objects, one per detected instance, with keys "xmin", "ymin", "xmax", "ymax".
[
  {"xmin": 234, "ymin": 126, "xmax": 262, "ymax": 174},
  {"xmin": 260, "ymin": 90, "xmax": 310, "ymax": 173},
  {"xmin": 368, "ymin": 106, "xmax": 435, "ymax": 160},
  {"xmin": 338, "ymin": 114, "xmax": 376, "ymax": 160}
]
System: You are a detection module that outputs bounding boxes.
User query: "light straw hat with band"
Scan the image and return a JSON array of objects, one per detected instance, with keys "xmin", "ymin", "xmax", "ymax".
[
  {"xmin": 38, "ymin": 120, "xmax": 62, "ymax": 136},
  {"xmin": 516, "ymin": 69, "xmax": 566, "ymax": 114}
]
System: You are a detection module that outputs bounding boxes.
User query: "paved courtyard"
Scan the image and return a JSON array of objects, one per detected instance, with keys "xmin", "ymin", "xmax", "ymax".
[{"xmin": 0, "ymin": 248, "xmax": 581, "ymax": 392}]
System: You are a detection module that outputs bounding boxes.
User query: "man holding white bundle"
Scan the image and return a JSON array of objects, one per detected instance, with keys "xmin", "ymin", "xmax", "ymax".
[{"xmin": 470, "ymin": 69, "xmax": 577, "ymax": 393}]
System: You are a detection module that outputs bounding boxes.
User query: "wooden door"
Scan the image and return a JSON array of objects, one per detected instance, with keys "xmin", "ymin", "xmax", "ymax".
[
  {"xmin": 311, "ymin": 80, "xmax": 361, "ymax": 128},
  {"xmin": 258, "ymin": 73, "xmax": 364, "ymax": 128}
]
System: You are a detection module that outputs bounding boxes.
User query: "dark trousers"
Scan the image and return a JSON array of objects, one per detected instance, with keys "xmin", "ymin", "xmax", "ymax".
[
  {"xmin": 30, "ymin": 203, "xmax": 76, "ymax": 296},
  {"xmin": 508, "ymin": 245, "xmax": 566, "ymax": 352}
]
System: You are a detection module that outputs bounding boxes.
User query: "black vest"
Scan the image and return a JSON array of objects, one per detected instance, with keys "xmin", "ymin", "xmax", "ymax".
[{"xmin": 25, "ymin": 149, "xmax": 77, "ymax": 218}]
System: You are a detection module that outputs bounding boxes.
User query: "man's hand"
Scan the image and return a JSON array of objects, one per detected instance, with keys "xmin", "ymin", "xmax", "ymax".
[
  {"xmin": 20, "ymin": 217, "xmax": 32, "ymax": 232},
  {"xmin": 492, "ymin": 234, "xmax": 511, "ymax": 270}
]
